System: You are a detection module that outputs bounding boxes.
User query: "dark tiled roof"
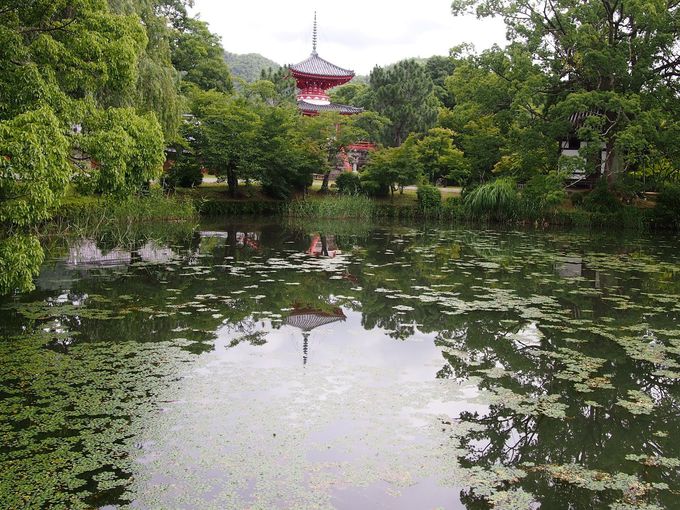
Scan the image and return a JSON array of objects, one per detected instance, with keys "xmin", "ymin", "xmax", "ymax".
[
  {"xmin": 297, "ymin": 101, "xmax": 363, "ymax": 114},
  {"xmin": 569, "ymin": 111, "xmax": 603, "ymax": 128},
  {"xmin": 290, "ymin": 52, "xmax": 354, "ymax": 77}
]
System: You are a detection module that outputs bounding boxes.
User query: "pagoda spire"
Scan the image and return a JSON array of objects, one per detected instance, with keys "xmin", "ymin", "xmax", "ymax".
[{"xmin": 312, "ymin": 11, "xmax": 318, "ymax": 55}]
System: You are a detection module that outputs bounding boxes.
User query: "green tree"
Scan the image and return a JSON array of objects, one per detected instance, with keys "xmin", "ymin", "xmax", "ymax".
[
  {"xmin": 0, "ymin": 108, "xmax": 70, "ymax": 294},
  {"xmin": 170, "ymin": 16, "xmax": 233, "ymax": 93},
  {"xmin": 329, "ymin": 82, "xmax": 370, "ymax": 107},
  {"xmin": 79, "ymin": 108, "xmax": 166, "ymax": 196},
  {"xmin": 416, "ymin": 128, "xmax": 469, "ymax": 185},
  {"xmin": 0, "ymin": 1, "xmax": 167, "ymax": 293},
  {"xmin": 440, "ymin": 46, "xmax": 557, "ymax": 183},
  {"xmin": 424, "ymin": 55, "xmax": 457, "ymax": 108},
  {"xmin": 258, "ymin": 66, "xmax": 295, "ymax": 103},
  {"xmin": 451, "ymin": 0, "xmax": 680, "ymax": 186},
  {"xmin": 256, "ymin": 106, "xmax": 322, "ymax": 199},
  {"xmin": 367, "ymin": 60, "xmax": 439, "ymax": 146},
  {"xmin": 361, "ymin": 135, "xmax": 423, "ymax": 197},
  {"xmin": 189, "ymin": 91, "xmax": 260, "ymax": 197},
  {"xmin": 109, "ymin": 0, "xmax": 188, "ymax": 140},
  {"xmin": 299, "ymin": 112, "xmax": 368, "ymax": 192}
]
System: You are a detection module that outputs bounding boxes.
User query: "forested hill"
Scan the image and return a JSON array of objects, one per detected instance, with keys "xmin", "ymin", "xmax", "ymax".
[{"xmin": 224, "ymin": 52, "xmax": 281, "ymax": 82}]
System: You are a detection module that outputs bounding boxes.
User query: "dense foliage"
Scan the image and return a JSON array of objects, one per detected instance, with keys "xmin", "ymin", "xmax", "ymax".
[
  {"xmin": 335, "ymin": 173, "xmax": 362, "ymax": 195},
  {"xmin": 4, "ymin": 0, "xmax": 680, "ymax": 295},
  {"xmin": 0, "ymin": 1, "xmax": 175, "ymax": 293},
  {"xmin": 366, "ymin": 60, "xmax": 439, "ymax": 146},
  {"xmin": 416, "ymin": 184, "xmax": 442, "ymax": 213}
]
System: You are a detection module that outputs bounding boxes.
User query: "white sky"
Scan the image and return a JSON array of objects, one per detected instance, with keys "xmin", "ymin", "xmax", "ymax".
[{"xmin": 189, "ymin": 0, "xmax": 508, "ymax": 75}]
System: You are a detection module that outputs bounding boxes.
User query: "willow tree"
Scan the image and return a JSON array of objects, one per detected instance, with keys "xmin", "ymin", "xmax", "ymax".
[
  {"xmin": 451, "ymin": 0, "xmax": 680, "ymax": 183},
  {"xmin": 0, "ymin": 1, "xmax": 166, "ymax": 293}
]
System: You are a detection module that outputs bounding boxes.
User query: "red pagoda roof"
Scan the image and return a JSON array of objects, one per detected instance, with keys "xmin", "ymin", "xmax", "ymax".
[
  {"xmin": 290, "ymin": 53, "xmax": 354, "ymax": 78},
  {"xmin": 290, "ymin": 13, "xmax": 361, "ymax": 116}
]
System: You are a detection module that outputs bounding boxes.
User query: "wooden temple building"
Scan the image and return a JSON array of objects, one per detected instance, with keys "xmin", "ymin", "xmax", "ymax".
[
  {"xmin": 289, "ymin": 13, "xmax": 363, "ymax": 116},
  {"xmin": 289, "ymin": 13, "xmax": 375, "ymax": 175}
]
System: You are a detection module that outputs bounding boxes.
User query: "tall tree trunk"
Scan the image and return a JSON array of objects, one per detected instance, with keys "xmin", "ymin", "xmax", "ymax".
[
  {"xmin": 603, "ymin": 139, "xmax": 621, "ymax": 189},
  {"xmin": 227, "ymin": 166, "xmax": 237, "ymax": 198},
  {"xmin": 320, "ymin": 170, "xmax": 331, "ymax": 193}
]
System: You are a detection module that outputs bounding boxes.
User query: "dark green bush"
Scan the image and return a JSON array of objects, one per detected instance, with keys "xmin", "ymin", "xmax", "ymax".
[
  {"xmin": 416, "ymin": 184, "xmax": 442, "ymax": 212},
  {"xmin": 582, "ymin": 180, "xmax": 622, "ymax": 213},
  {"xmin": 162, "ymin": 156, "xmax": 203, "ymax": 189},
  {"xmin": 441, "ymin": 196, "xmax": 463, "ymax": 220},
  {"xmin": 520, "ymin": 173, "xmax": 566, "ymax": 219},
  {"xmin": 335, "ymin": 172, "xmax": 363, "ymax": 195},
  {"xmin": 360, "ymin": 178, "xmax": 390, "ymax": 197},
  {"xmin": 653, "ymin": 183, "xmax": 680, "ymax": 230},
  {"xmin": 570, "ymin": 191, "xmax": 586, "ymax": 207}
]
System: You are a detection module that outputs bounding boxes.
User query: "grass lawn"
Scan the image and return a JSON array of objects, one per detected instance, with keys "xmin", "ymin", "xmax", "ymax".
[{"xmin": 187, "ymin": 177, "xmax": 461, "ymax": 207}]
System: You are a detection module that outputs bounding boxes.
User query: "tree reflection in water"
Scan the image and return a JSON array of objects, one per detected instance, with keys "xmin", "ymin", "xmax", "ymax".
[{"xmin": 1, "ymin": 221, "xmax": 679, "ymax": 509}]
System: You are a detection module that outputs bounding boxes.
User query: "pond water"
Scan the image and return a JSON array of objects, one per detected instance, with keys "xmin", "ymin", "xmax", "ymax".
[{"xmin": 1, "ymin": 220, "xmax": 679, "ymax": 510}]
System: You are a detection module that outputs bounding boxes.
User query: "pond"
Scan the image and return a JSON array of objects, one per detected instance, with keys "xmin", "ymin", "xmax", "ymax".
[{"xmin": 1, "ymin": 219, "xmax": 679, "ymax": 510}]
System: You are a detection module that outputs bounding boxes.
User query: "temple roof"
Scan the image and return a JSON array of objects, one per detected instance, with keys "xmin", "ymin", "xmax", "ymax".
[
  {"xmin": 284, "ymin": 307, "xmax": 346, "ymax": 332},
  {"xmin": 290, "ymin": 53, "xmax": 354, "ymax": 78},
  {"xmin": 569, "ymin": 110, "xmax": 603, "ymax": 129},
  {"xmin": 297, "ymin": 100, "xmax": 363, "ymax": 115}
]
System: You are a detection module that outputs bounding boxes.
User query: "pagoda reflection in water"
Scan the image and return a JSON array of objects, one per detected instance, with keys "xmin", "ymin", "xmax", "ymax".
[
  {"xmin": 283, "ymin": 306, "xmax": 346, "ymax": 366},
  {"xmin": 307, "ymin": 234, "xmax": 341, "ymax": 258}
]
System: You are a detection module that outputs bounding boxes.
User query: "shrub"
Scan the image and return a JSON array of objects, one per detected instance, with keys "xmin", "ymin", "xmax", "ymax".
[
  {"xmin": 162, "ymin": 155, "xmax": 203, "ymax": 189},
  {"xmin": 653, "ymin": 183, "xmax": 680, "ymax": 230},
  {"xmin": 441, "ymin": 196, "xmax": 463, "ymax": 220},
  {"xmin": 570, "ymin": 191, "xmax": 586, "ymax": 207},
  {"xmin": 416, "ymin": 184, "xmax": 442, "ymax": 212},
  {"xmin": 582, "ymin": 180, "xmax": 622, "ymax": 213},
  {"xmin": 335, "ymin": 172, "xmax": 362, "ymax": 195},
  {"xmin": 463, "ymin": 177, "xmax": 519, "ymax": 221},
  {"xmin": 520, "ymin": 172, "xmax": 566, "ymax": 219}
]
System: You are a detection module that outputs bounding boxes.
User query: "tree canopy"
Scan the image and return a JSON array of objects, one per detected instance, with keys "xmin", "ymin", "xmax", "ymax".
[
  {"xmin": 451, "ymin": 0, "xmax": 680, "ymax": 183},
  {"xmin": 366, "ymin": 60, "xmax": 440, "ymax": 146}
]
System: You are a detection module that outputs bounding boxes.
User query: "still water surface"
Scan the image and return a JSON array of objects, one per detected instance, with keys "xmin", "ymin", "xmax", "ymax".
[{"xmin": 1, "ymin": 220, "xmax": 679, "ymax": 509}]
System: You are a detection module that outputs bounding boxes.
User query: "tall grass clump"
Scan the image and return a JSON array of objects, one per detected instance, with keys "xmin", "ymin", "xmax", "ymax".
[
  {"xmin": 286, "ymin": 195, "xmax": 375, "ymax": 219},
  {"xmin": 463, "ymin": 177, "xmax": 520, "ymax": 221}
]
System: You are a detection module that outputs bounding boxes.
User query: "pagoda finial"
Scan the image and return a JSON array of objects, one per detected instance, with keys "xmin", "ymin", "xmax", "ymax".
[{"xmin": 312, "ymin": 11, "xmax": 318, "ymax": 55}]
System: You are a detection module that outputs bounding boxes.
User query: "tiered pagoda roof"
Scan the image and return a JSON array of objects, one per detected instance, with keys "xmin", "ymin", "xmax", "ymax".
[
  {"xmin": 290, "ymin": 54, "xmax": 354, "ymax": 78},
  {"xmin": 295, "ymin": 101, "xmax": 363, "ymax": 115},
  {"xmin": 283, "ymin": 307, "xmax": 346, "ymax": 332},
  {"xmin": 290, "ymin": 13, "xmax": 363, "ymax": 116},
  {"xmin": 284, "ymin": 306, "xmax": 346, "ymax": 366}
]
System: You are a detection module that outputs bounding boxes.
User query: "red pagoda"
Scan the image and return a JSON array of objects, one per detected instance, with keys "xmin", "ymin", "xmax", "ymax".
[{"xmin": 290, "ymin": 13, "xmax": 363, "ymax": 116}]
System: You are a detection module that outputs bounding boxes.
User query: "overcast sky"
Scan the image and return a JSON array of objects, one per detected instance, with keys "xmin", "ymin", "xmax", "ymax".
[{"xmin": 189, "ymin": 0, "xmax": 508, "ymax": 75}]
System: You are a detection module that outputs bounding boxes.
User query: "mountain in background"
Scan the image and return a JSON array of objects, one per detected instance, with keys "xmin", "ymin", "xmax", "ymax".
[
  {"xmin": 224, "ymin": 52, "xmax": 281, "ymax": 82},
  {"xmin": 222, "ymin": 52, "xmax": 435, "ymax": 85}
]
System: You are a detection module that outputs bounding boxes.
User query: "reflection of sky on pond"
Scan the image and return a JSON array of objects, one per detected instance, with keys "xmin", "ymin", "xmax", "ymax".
[{"xmin": 131, "ymin": 308, "xmax": 484, "ymax": 509}]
